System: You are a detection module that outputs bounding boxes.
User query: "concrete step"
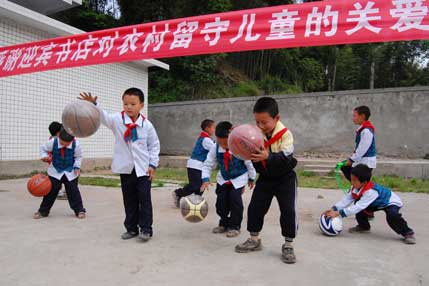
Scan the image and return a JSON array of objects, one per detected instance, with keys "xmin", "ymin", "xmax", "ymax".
[{"xmin": 304, "ymin": 169, "xmax": 332, "ymax": 175}]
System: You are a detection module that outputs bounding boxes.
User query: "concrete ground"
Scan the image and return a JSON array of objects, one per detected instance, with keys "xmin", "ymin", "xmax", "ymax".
[{"xmin": 0, "ymin": 178, "xmax": 428, "ymax": 286}]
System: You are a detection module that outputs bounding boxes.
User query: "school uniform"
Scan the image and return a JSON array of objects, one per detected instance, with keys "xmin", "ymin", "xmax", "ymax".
[
  {"xmin": 98, "ymin": 107, "xmax": 160, "ymax": 235},
  {"xmin": 247, "ymin": 121, "xmax": 298, "ymax": 240},
  {"xmin": 333, "ymin": 182, "xmax": 414, "ymax": 236},
  {"xmin": 341, "ymin": 121, "xmax": 377, "ymax": 181},
  {"xmin": 202, "ymin": 144, "xmax": 256, "ymax": 230},
  {"xmin": 38, "ymin": 138, "xmax": 85, "ymax": 216},
  {"xmin": 175, "ymin": 131, "xmax": 215, "ymax": 198}
]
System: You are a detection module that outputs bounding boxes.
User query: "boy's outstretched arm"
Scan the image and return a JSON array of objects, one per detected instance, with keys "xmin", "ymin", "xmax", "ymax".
[
  {"xmin": 78, "ymin": 92, "xmax": 115, "ymax": 130},
  {"xmin": 335, "ymin": 190, "xmax": 378, "ymax": 218},
  {"xmin": 40, "ymin": 139, "xmax": 54, "ymax": 161}
]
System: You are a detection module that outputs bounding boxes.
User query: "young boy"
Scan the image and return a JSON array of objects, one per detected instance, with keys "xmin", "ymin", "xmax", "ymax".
[
  {"xmin": 341, "ymin": 106, "xmax": 376, "ymax": 181},
  {"xmin": 79, "ymin": 88, "xmax": 160, "ymax": 242},
  {"xmin": 324, "ymin": 164, "xmax": 416, "ymax": 244},
  {"xmin": 172, "ymin": 119, "xmax": 215, "ymax": 207},
  {"xmin": 34, "ymin": 127, "xmax": 86, "ymax": 219},
  {"xmin": 201, "ymin": 121, "xmax": 256, "ymax": 238},
  {"xmin": 48, "ymin": 121, "xmax": 67, "ymax": 200},
  {"xmin": 235, "ymin": 97, "xmax": 298, "ymax": 264}
]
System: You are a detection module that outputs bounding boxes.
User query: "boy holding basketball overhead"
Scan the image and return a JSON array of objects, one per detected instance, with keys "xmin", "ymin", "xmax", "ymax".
[
  {"xmin": 235, "ymin": 97, "xmax": 298, "ymax": 264},
  {"xmin": 172, "ymin": 119, "xmax": 215, "ymax": 207},
  {"xmin": 79, "ymin": 88, "xmax": 160, "ymax": 242},
  {"xmin": 201, "ymin": 121, "xmax": 256, "ymax": 238},
  {"xmin": 34, "ymin": 127, "xmax": 86, "ymax": 219}
]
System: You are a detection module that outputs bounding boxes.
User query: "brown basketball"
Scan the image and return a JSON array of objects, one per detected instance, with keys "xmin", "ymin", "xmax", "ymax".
[
  {"xmin": 27, "ymin": 174, "xmax": 52, "ymax": 197},
  {"xmin": 228, "ymin": 124, "xmax": 264, "ymax": 160},
  {"xmin": 180, "ymin": 194, "xmax": 209, "ymax": 223},
  {"xmin": 62, "ymin": 100, "xmax": 100, "ymax": 137}
]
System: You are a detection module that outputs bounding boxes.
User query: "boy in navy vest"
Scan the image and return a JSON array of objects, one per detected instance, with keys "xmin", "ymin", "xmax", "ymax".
[
  {"xmin": 324, "ymin": 164, "xmax": 416, "ymax": 244},
  {"xmin": 48, "ymin": 121, "xmax": 67, "ymax": 200},
  {"xmin": 235, "ymin": 97, "xmax": 298, "ymax": 264},
  {"xmin": 341, "ymin": 106, "xmax": 376, "ymax": 181},
  {"xmin": 34, "ymin": 127, "xmax": 86, "ymax": 219},
  {"xmin": 201, "ymin": 121, "xmax": 256, "ymax": 238},
  {"xmin": 79, "ymin": 89, "xmax": 160, "ymax": 242},
  {"xmin": 172, "ymin": 119, "xmax": 215, "ymax": 207}
]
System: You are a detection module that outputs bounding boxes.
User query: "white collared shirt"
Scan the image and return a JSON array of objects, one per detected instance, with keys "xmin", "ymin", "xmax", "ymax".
[
  {"xmin": 186, "ymin": 137, "xmax": 215, "ymax": 171},
  {"xmin": 202, "ymin": 144, "xmax": 256, "ymax": 189},
  {"xmin": 97, "ymin": 105, "xmax": 160, "ymax": 177},
  {"xmin": 40, "ymin": 138, "xmax": 82, "ymax": 181}
]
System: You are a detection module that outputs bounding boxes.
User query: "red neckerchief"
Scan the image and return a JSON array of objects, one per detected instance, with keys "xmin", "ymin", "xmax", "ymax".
[
  {"xmin": 261, "ymin": 128, "xmax": 288, "ymax": 169},
  {"xmin": 199, "ymin": 131, "xmax": 210, "ymax": 138},
  {"xmin": 351, "ymin": 181, "xmax": 374, "ymax": 200},
  {"xmin": 223, "ymin": 149, "xmax": 232, "ymax": 172},
  {"xmin": 122, "ymin": 111, "xmax": 145, "ymax": 142},
  {"xmin": 59, "ymin": 139, "xmax": 75, "ymax": 158},
  {"xmin": 357, "ymin": 121, "xmax": 375, "ymax": 133}
]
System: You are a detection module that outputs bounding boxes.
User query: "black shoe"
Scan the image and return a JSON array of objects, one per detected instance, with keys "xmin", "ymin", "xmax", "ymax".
[
  {"xmin": 121, "ymin": 231, "xmax": 138, "ymax": 240},
  {"xmin": 139, "ymin": 232, "xmax": 152, "ymax": 242}
]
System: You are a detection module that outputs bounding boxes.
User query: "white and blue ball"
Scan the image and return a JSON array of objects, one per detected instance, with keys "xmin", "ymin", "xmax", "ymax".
[{"xmin": 319, "ymin": 214, "xmax": 343, "ymax": 236}]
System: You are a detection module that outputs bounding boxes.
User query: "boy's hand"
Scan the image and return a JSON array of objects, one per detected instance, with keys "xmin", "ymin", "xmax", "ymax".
[
  {"xmin": 147, "ymin": 167, "xmax": 155, "ymax": 181},
  {"xmin": 75, "ymin": 169, "xmax": 81, "ymax": 176},
  {"xmin": 248, "ymin": 181, "xmax": 255, "ymax": 190},
  {"xmin": 41, "ymin": 157, "xmax": 50, "ymax": 163},
  {"xmin": 325, "ymin": 210, "xmax": 340, "ymax": 218},
  {"xmin": 346, "ymin": 159, "xmax": 353, "ymax": 167},
  {"xmin": 78, "ymin": 92, "xmax": 98, "ymax": 104},
  {"xmin": 251, "ymin": 147, "xmax": 269, "ymax": 162},
  {"xmin": 201, "ymin": 182, "xmax": 211, "ymax": 192}
]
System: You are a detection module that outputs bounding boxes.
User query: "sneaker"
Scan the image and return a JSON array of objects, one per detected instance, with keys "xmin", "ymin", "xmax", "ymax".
[
  {"xmin": 139, "ymin": 232, "xmax": 152, "ymax": 242},
  {"xmin": 348, "ymin": 225, "xmax": 371, "ymax": 233},
  {"xmin": 281, "ymin": 244, "xmax": 296, "ymax": 264},
  {"xmin": 172, "ymin": 191, "xmax": 180, "ymax": 208},
  {"xmin": 403, "ymin": 234, "xmax": 416, "ymax": 245},
  {"xmin": 33, "ymin": 212, "xmax": 48, "ymax": 219},
  {"xmin": 235, "ymin": 238, "xmax": 262, "ymax": 253},
  {"xmin": 226, "ymin": 229, "xmax": 241, "ymax": 238},
  {"xmin": 121, "ymin": 231, "xmax": 138, "ymax": 240},
  {"xmin": 57, "ymin": 189, "xmax": 67, "ymax": 200},
  {"xmin": 212, "ymin": 226, "xmax": 227, "ymax": 234}
]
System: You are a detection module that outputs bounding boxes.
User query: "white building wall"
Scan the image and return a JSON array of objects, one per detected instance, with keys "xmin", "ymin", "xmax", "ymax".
[{"xmin": 0, "ymin": 16, "xmax": 149, "ymax": 161}]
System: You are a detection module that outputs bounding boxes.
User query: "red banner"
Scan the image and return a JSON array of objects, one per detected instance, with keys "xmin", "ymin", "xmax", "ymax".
[{"xmin": 1, "ymin": 0, "xmax": 429, "ymax": 78}]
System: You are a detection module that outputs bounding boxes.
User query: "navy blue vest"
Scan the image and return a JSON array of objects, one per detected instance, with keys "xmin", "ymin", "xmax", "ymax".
[
  {"xmin": 191, "ymin": 137, "xmax": 211, "ymax": 162},
  {"xmin": 355, "ymin": 128, "xmax": 376, "ymax": 157},
  {"xmin": 52, "ymin": 138, "xmax": 76, "ymax": 173},
  {"xmin": 215, "ymin": 144, "xmax": 247, "ymax": 181},
  {"xmin": 369, "ymin": 184, "xmax": 392, "ymax": 209}
]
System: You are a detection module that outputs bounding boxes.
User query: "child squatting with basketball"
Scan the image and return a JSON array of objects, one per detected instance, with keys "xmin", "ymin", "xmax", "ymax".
[
  {"xmin": 324, "ymin": 164, "xmax": 416, "ymax": 244},
  {"xmin": 235, "ymin": 97, "xmax": 298, "ymax": 264},
  {"xmin": 79, "ymin": 88, "xmax": 160, "ymax": 242},
  {"xmin": 201, "ymin": 121, "xmax": 256, "ymax": 238},
  {"xmin": 172, "ymin": 119, "xmax": 215, "ymax": 207},
  {"xmin": 34, "ymin": 127, "xmax": 86, "ymax": 219}
]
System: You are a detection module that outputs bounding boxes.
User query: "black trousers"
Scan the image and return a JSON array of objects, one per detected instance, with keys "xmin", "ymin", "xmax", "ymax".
[
  {"xmin": 355, "ymin": 205, "xmax": 414, "ymax": 236},
  {"xmin": 215, "ymin": 183, "xmax": 244, "ymax": 230},
  {"xmin": 175, "ymin": 168, "xmax": 203, "ymax": 198},
  {"xmin": 341, "ymin": 165, "xmax": 373, "ymax": 182},
  {"xmin": 38, "ymin": 175, "xmax": 85, "ymax": 216},
  {"xmin": 120, "ymin": 170, "xmax": 153, "ymax": 235},
  {"xmin": 247, "ymin": 171, "xmax": 298, "ymax": 239}
]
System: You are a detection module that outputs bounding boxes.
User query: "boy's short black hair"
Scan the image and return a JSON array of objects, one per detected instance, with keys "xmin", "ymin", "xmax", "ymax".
[
  {"xmin": 123, "ymin": 87, "xmax": 144, "ymax": 103},
  {"xmin": 215, "ymin": 121, "xmax": 232, "ymax": 138},
  {"xmin": 253, "ymin": 97, "xmax": 279, "ymax": 118},
  {"xmin": 354, "ymin": 106, "xmax": 371, "ymax": 120},
  {"xmin": 48, "ymin": 121, "xmax": 62, "ymax": 136},
  {"xmin": 351, "ymin": 164, "xmax": 373, "ymax": 183},
  {"xmin": 201, "ymin": 119, "xmax": 215, "ymax": 131},
  {"xmin": 59, "ymin": 127, "xmax": 75, "ymax": 142}
]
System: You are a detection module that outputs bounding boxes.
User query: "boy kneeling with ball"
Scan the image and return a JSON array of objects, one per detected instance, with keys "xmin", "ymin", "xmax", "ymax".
[{"xmin": 324, "ymin": 164, "xmax": 416, "ymax": 244}]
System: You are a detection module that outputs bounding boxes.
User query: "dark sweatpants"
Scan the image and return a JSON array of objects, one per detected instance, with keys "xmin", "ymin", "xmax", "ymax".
[
  {"xmin": 175, "ymin": 168, "xmax": 203, "ymax": 198},
  {"xmin": 215, "ymin": 183, "xmax": 244, "ymax": 230},
  {"xmin": 120, "ymin": 169, "xmax": 153, "ymax": 235},
  {"xmin": 355, "ymin": 205, "xmax": 414, "ymax": 236},
  {"xmin": 38, "ymin": 175, "xmax": 85, "ymax": 216},
  {"xmin": 247, "ymin": 171, "xmax": 298, "ymax": 239}
]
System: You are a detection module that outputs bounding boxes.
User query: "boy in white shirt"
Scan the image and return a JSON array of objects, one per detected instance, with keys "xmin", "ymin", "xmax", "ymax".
[
  {"xmin": 201, "ymin": 121, "xmax": 256, "ymax": 238},
  {"xmin": 79, "ymin": 88, "xmax": 160, "ymax": 242},
  {"xmin": 34, "ymin": 127, "xmax": 86, "ymax": 219}
]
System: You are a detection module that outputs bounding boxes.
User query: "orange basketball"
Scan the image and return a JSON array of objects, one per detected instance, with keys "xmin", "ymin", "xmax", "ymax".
[
  {"xmin": 228, "ymin": 124, "xmax": 264, "ymax": 160},
  {"xmin": 27, "ymin": 174, "xmax": 52, "ymax": 197},
  {"xmin": 62, "ymin": 100, "xmax": 100, "ymax": 138}
]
